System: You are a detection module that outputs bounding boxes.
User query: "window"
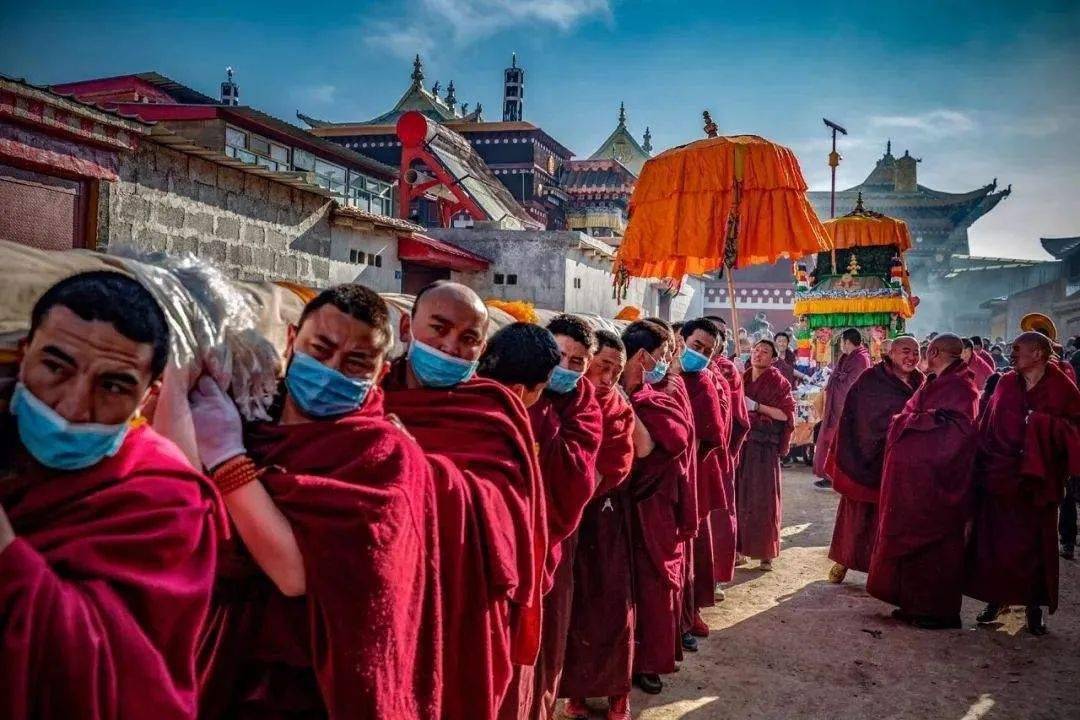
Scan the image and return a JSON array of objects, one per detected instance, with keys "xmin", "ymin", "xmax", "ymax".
[
  {"xmin": 346, "ymin": 170, "xmax": 394, "ymax": 217},
  {"xmin": 573, "ymin": 277, "xmax": 582, "ymax": 289},
  {"xmin": 293, "ymin": 148, "xmax": 315, "ymax": 171},
  {"xmin": 374, "ymin": 255, "xmax": 382, "ymax": 268},
  {"xmin": 315, "ymin": 159, "xmax": 347, "ymax": 195},
  {"xmin": 270, "ymin": 143, "xmax": 290, "ymax": 164},
  {"xmin": 225, "ymin": 126, "xmax": 246, "ymax": 149},
  {"xmin": 507, "ymin": 274, "xmax": 518, "ymax": 285},
  {"xmin": 349, "ymin": 249, "xmax": 358, "ymax": 263},
  {"xmin": 367, "ymin": 253, "xmax": 376, "ymax": 265},
  {"xmin": 494, "ymin": 273, "xmax": 505, "ymax": 285},
  {"xmin": 248, "ymin": 135, "xmax": 271, "ymax": 157}
]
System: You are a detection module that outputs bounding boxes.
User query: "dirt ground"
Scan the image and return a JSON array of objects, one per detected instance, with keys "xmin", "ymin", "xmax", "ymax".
[{"xmin": 566, "ymin": 465, "xmax": 1080, "ymax": 720}]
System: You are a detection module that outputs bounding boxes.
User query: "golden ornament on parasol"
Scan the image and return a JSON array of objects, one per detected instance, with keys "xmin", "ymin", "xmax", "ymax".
[{"xmin": 615, "ymin": 110, "xmax": 831, "ymax": 331}]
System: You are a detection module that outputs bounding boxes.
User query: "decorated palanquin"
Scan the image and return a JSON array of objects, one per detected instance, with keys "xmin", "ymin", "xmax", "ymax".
[{"xmin": 792, "ymin": 193, "xmax": 917, "ymax": 364}]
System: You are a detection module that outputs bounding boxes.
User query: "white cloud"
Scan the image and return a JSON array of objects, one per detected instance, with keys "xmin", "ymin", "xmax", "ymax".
[
  {"xmin": 869, "ymin": 109, "xmax": 975, "ymax": 137},
  {"xmin": 365, "ymin": 0, "xmax": 611, "ymax": 55},
  {"xmin": 308, "ymin": 84, "xmax": 336, "ymax": 104}
]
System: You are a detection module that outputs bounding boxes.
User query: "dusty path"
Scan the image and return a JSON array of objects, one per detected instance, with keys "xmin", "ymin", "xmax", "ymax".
[{"xmin": 568, "ymin": 465, "xmax": 1080, "ymax": 720}]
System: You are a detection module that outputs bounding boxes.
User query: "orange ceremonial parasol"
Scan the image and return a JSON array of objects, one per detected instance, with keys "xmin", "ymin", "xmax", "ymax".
[{"xmin": 615, "ymin": 111, "xmax": 831, "ymax": 329}]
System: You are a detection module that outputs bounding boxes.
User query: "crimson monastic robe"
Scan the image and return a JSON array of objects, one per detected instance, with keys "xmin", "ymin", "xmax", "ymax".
[
  {"xmin": 650, "ymin": 373, "xmax": 699, "ymax": 651},
  {"xmin": 560, "ymin": 386, "xmax": 637, "ymax": 699},
  {"xmin": 502, "ymin": 380, "xmax": 601, "ymax": 720},
  {"xmin": 967, "ymin": 352, "xmax": 995, "ymax": 394},
  {"xmin": 681, "ymin": 368, "xmax": 729, "ymax": 610},
  {"xmin": 711, "ymin": 355, "xmax": 749, "ymax": 583},
  {"xmin": 965, "ymin": 363, "xmax": 1080, "ymax": 613},
  {"xmin": 813, "ymin": 345, "xmax": 872, "ymax": 478},
  {"xmin": 867, "ymin": 362, "xmax": 979, "ymax": 618},
  {"xmin": 1, "ymin": 425, "xmax": 218, "ymax": 720},
  {"xmin": 198, "ymin": 391, "xmax": 473, "ymax": 719},
  {"xmin": 628, "ymin": 384, "xmax": 692, "ymax": 676},
  {"xmin": 382, "ymin": 369, "xmax": 546, "ymax": 720},
  {"xmin": 736, "ymin": 366, "xmax": 795, "ymax": 561},
  {"xmin": 826, "ymin": 360, "xmax": 923, "ymax": 573}
]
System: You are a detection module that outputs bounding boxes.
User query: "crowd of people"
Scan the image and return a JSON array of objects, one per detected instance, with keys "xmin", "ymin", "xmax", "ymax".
[{"xmin": 1, "ymin": 271, "xmax": 1077, "ymax": 720}]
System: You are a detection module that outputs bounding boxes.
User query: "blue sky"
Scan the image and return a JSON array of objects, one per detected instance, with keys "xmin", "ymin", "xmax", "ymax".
[{"xmin": 3, "ymin": 0, "xmax": 1078, "ymax": 259}]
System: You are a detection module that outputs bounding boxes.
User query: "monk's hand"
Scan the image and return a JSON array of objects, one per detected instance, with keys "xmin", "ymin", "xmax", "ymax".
[
  {"xmin": 744, "ymin": 396, "xmax": 759, "ymax": 413},
  {"xmin": 189, "ymin": 376, "xmax": 246, "ymax": 471},
  {"xmin": 0, "ymin": 504, "xmax": 14, "ymax": 553}
]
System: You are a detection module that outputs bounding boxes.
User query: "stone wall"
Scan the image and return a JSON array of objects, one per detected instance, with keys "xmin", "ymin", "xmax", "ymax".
[{"xmin": 98, "ymin": 141, "xmax": 363, "ymax": 288}]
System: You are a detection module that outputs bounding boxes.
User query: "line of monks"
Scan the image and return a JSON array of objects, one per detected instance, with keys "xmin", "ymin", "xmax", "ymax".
[
  {"xmin": 1, "ymin": 271, "xmax": 1076, "ymax": 720},
  {"xmin": 823, "ymin": 331, "xmax": 1080, "ymax": 634}
]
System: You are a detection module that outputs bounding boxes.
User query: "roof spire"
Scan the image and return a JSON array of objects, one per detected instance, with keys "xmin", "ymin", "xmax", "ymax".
[
  {"xmin": 618, "ymin": 101, "xmax": 626, "ymax": 126},
  {"xmin": 445, "ymin": 80, "xmax": 456, "ymax": 108},
  {"xmin": 643, "ymin": 126, "xmax": 653, "ymax": 154},
  {"xmin": 511, "ymin": 52, "xmax": 517, "ymax": 68},
  {"xmin": 703, "ymin": 110, "xmax": 718, "ymax": 138},
  {"xmin": 411, "ymin": 54, "xmax": 424, "ymax": 85},
  {"xmin": 886, "ymin": 139, "xmax": 892, "ymax": 156},
  {"xmin": 220, "ymin": 66, "xmax": 239, "ymax": 106}
]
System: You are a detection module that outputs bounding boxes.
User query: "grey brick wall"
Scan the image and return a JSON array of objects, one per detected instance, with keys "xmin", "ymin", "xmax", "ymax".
[{"xmin": 98, "ymin": 142, "xmax": 354, "ymax": 287}]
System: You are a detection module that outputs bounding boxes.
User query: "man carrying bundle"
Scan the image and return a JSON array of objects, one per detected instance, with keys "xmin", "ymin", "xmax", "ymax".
[
  {"xmin": 1, "ymin": 272, "xmax": 218, "ymax": 720},
  {"xmin": 560, "ymin": 329, "xmax": 639, "ymax": 720},
  {"xmin": 383, "ymin": 281, "xmax": 546, "ymax": 720}
]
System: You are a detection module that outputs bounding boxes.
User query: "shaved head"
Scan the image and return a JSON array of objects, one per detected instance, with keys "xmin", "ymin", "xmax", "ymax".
[
  {"xmin": 927, "ymin": 333, "xmax": 964, "ymax": 375},
  {"xmin": 891, "ymin": 335, "xmax": 919, "ymax": 352},
  {"xmin": 1015, "ymin": 331, "xmax": 1052, "ymax": 355},
  {"xmin": 414, "ymin": 281, "xmax": 489, "ymax": 324},
  {"xmin": 1011, "ymin": 331, "xmax": 1052, "ymax": 375},
  {"xmin": 887, "ymin": 335, "xmax": 920, "ymax": 376},
  {"xmin": 403, "ymin": 281, "xmax": 490, "ymax": 370}
]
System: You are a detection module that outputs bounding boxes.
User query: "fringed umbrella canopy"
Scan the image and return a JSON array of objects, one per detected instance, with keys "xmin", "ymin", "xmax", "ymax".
[
  {"xmin": 616, "ymin": 133, "xmax": 831, "ymax": 280},
  {"xmin": 823, "ymin": 193, "xmax": 912, "ymax": 252}
]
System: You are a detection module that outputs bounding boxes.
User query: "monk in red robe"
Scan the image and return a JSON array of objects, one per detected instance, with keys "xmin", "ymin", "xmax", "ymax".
[
  {"xmin": 867, "ymin": 334, "xmax": 979, "ymax": 629},
  {"xmin": 621, "ymin": 321, "xmax": 692, "ymax": 697},
  {"xmin": 736, "ymin": 340, "xmax": 796, "ymax": 570},
  {"xmin": 644, "ymin": 318, "xmax": 700, "ymax": 659},
  {"xmin": 813, "ymin": 328, "xmax": 871, "ymax": 488},
  {"xmin": 707, "ymin": 320, "xmax": 750, "ymax": 598},
  {"xmin": 674, "ymin": 319, "xmax": 728, "ymax": 639},
  {"xmin": 196, "ymin": 284, "xmax": 496, "ymax": 719},
  {"xmin": 962, "ymin": 337, "xmax": 995, "ymax": 394},
  {"xmin": 383, "ymin": 282, "xmax": 546, "ymax": 720},
  {"xmin": 825, "ymin": 336, "xmax": 923, "ymax": 584},
  {"xmin": 561, "ymin": 330, "xmax": 639, "ymax": 720},
  {"xmin": 972, "ymin": 336, "xmax": 997, "ymax": 375},
  {"xmin": 966, "ymin": 332, "xmax": 1080, "ymax": 635},
  {"xmin": 1, "ymin": 272, "xmax": 217, "ymax": 720},
  {"xmin": 487, "ymin": 315, "xmax": 601, "ymax": 720}
]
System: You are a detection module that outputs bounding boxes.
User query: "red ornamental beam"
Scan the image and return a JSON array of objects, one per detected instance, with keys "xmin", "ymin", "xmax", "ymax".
[{"xmin": 395, "ymin": 111, "xmax": 489, "ymax": 227}]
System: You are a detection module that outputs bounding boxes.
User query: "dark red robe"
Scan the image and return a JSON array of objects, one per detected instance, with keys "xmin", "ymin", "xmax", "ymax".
[
  {"xmin": 627, "ymin": 384, "xmax": 692, "ymax": 676},
  {"xmin": 560, "ymin": 387, "xmax": 636, "ymax": 699},
  {"xmin": 825, "ymin": 360, "xmax": 923, "ymax": 572},
  {"xmin": 199, "ymin": 389, "xmax": 498, "ymax": 719},
  {"xmin": 1055, "ymin": 357, "xmax": 1078, "ymax": 386},
  {"xmin": 650, "ymin": 374, "xmax": 699, "ymax": 649},
  {"xmin": 1, "ymin": 425, "xmax": 218, "ymax": 720},
  {"xmin": 681, "ymin": 368, "xmax": 728, "ymax": 610},
  {"xmin": 383, "ymin": 369, "xmax": 546, "ymax": 720},
  {"xmin": 814, "ymin": 345, "xmax": 872, "ymax": 478},
  {"xmin": 736, "ymin": 366, "xmax": 795, "ymax": 561},
  {"xmin": 710, "ymin": 355, "xmax": 749, "ymax": 583},
  {"xmin": 965, "ymin": 364, "xmax": 1080, "ymax": 613},
  {"xmin": 867, "ymin": 362, "xmax": 979, "ymax": 618},
  {"xmin": 967, "ymin": 353, "xmax": 995, "ymax": 394},
  {"xmin": 502, "ymin": 381, "xmax": 601, "ymax": 720}
]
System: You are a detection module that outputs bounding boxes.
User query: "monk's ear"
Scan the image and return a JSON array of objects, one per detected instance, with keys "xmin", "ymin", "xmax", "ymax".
[
  {"xmin": 285, "ymin": 323, "xmax": 298, "ymax": 362},
  {"xmin": 399, "ymin": 313, "xmax": 412, "ymax": 344}
]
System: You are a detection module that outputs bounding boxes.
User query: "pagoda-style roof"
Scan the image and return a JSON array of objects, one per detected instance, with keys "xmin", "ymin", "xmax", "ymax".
[
  {"xmin": 1041, "ymin": 236, "xmax": 1080, "ymax": 259},
  {"xmin": 807, "ymin": 142, "xmax": 1011, "ymax": 243},
  {"xmin": 588, "ymin": 103, "xmax": 652, "ymax": 175},
  {"xmin": 298, "ymin": 54, "xmax": 482, "ymax": 129},
  {"xmin": 53, "ymin": 71, "xmax": 219, "ymax": 107},
  {"xmin": 560, "ymin": 158, "xmax": 637, "ymax": 197}
]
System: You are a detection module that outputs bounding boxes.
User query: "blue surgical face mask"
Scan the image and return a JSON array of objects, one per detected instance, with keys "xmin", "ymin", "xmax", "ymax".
[
  {"xmin": 681, "ymin": 346, "xmax": 710, "ymax": 373},
  {"xmin": 643, "ymin": 357, "xmax": 669, "ymax": 385},
  {"xmin": 285, "ymin": 351, "xmax": 373, "ymax": 418},
  {"xmin": 547, "ymin": 364, "xmax": 583, "ymax": 394},
  {"xmin": 10, "ymin": 383, "xmax": 129, "ymax": 471},
  {"xmin": 407, "ymin": 338, "xmax": 479, "ymax": 388}
]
